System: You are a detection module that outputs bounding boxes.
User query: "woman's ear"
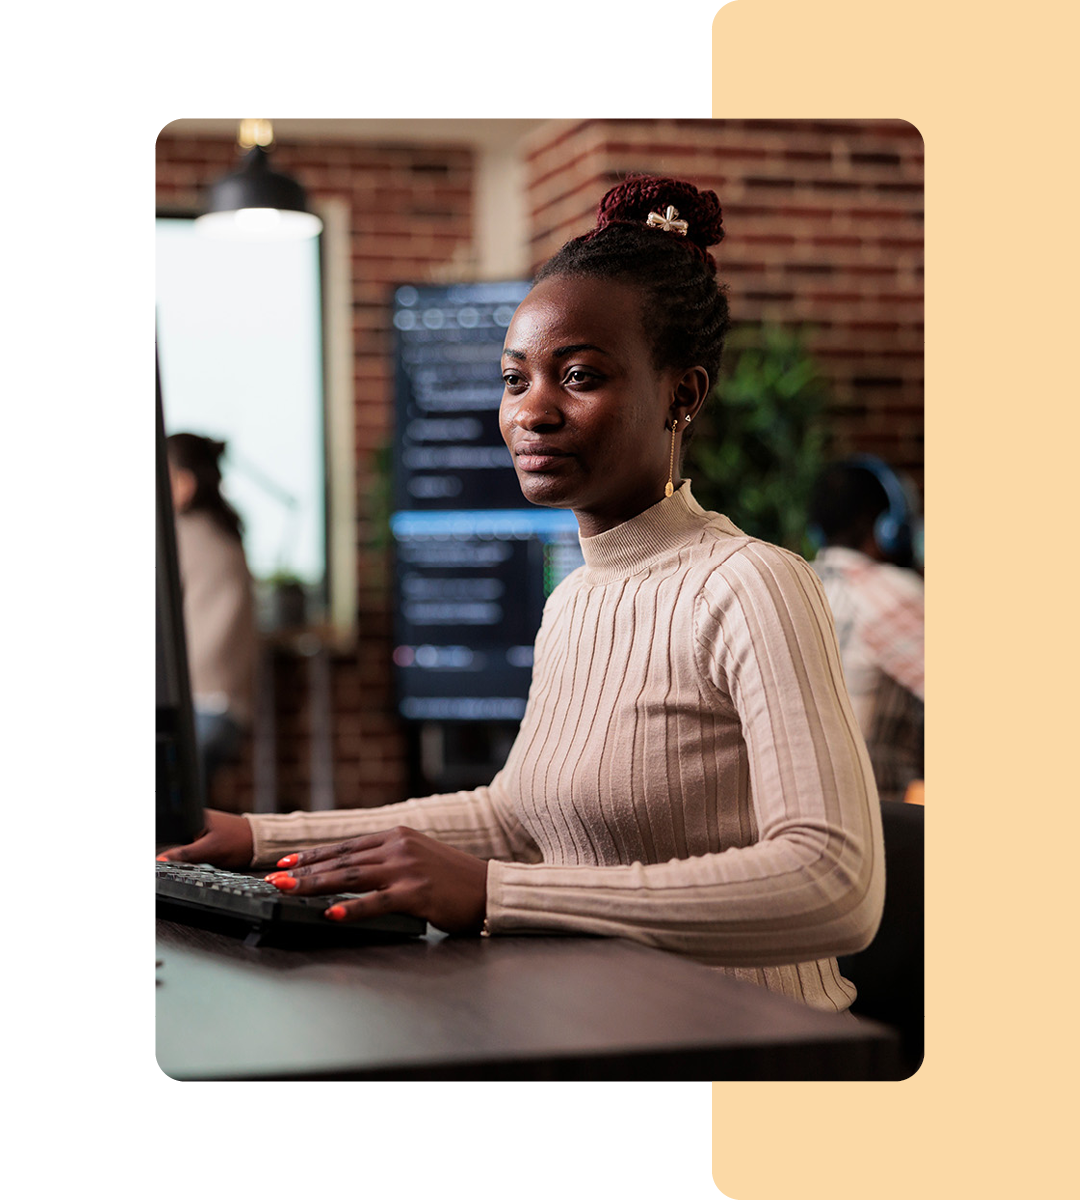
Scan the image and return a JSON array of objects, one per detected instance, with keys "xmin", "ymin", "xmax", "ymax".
[{"xmin": 669, "ymin": 365, "xmax": 710, "ymax": 425}]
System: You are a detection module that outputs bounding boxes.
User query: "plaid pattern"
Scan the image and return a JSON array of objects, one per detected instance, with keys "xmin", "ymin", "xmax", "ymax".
[{"xmin": 812, "ymin": 547, "xmax": 924, "ymax": 802}]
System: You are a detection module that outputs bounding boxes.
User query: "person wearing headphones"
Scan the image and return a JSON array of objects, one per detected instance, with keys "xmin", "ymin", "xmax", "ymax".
[{"xmin": 809, "ymin": 457, "xmax": 924, "ymax": 804}]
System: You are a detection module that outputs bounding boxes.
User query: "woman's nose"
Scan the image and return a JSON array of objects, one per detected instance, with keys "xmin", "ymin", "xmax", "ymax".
[{"xmin": 510, "ymin": 382, "xmax": 562, "ymax": 431}]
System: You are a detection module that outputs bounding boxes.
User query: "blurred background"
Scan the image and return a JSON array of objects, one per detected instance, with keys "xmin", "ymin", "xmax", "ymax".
[{"xmin": 156, "ymin": 117, "xmax": 923, "ymax": 815}]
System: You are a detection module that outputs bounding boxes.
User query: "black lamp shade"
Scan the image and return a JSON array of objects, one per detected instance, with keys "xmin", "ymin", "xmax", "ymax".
[
  {"xmin": 204, "ymin": 146, "xmax": 310, "ymax": 215},
  {"xmin": 196, "ymin": 145, "xmax": 322, "ymax": 240}
]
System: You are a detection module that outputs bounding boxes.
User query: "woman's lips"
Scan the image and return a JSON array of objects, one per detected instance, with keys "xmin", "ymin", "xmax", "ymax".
[{"xmin": 514, "ymin": 445, "xmax": 573, "ymax": 472}]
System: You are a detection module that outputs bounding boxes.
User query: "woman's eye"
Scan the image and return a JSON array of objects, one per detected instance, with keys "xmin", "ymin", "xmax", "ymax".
[
  {"xmin": 564, "ymin": 368, "xmax": 597, "ymax": 386},
  {"xmin": 502, "ymin": 372, "xmax": 525, "ymax": 390}
]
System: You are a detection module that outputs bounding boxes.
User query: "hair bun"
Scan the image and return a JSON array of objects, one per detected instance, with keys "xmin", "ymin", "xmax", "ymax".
[{"xmin": 595, "ymin": 174, "xmax": 725, "ymax": 256}]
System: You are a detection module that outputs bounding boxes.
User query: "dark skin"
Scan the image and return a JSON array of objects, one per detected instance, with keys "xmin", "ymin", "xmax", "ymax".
[
  {"xmin": 159, "ymin": 274, "xmax": 709, "ymax": 933},
  {"xmin": 158, "ymin": 809, "xmax": 254, "ymax": 869},
  {"xmin": 499, "ymin": 275, "xmax": 708, "ymax": 536},
  {"xmin": 157, "ymin": 811, "xmax": 490, "ymax": 933},
  {"xmin": 267, "ymin": 828, "xmax": 489, "ymax": 933}
]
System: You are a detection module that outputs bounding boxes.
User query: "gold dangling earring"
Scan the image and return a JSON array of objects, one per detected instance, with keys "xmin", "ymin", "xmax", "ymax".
[{"xmin": 665, "ymin": 414, "xmax": 690, "ymax": 498}]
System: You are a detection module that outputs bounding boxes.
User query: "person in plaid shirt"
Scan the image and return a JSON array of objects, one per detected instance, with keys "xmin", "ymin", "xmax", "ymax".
[{"xmin": 810, "ymin": 458, "xmax": 924, "ymax": 803}]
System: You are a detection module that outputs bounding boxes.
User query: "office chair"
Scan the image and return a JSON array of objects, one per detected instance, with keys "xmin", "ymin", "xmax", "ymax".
[{"xmin": 838, "ymin": 799, "xmax": 924, "ymax": 1078}]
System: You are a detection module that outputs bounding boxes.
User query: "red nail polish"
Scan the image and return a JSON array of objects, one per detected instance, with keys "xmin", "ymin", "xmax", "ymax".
[
  {"xmin": 326, "ymin": 905, "xmax": 346, "ymax": 920},
  {"xmin": 272, "ymin": 875, "xmax": 298, "ymax": 891},
  {"xmin": 277, "ymin": 854, "xmax": 298, "ymax": 868}
]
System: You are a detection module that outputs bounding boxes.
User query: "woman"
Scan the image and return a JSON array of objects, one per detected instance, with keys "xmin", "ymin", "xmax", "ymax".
[
  {"xmin": 166, "ymin": 432, "xmax": 257, "ymax": 796},
  {"xmin": 161, "ymin": 176, "xmax": 884, "ymax": 1013}
]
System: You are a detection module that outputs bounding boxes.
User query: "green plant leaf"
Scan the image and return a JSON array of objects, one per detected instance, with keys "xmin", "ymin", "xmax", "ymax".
[{"xmin": 686, "ymin": 324, "xmax": 831, "ymax": 552}]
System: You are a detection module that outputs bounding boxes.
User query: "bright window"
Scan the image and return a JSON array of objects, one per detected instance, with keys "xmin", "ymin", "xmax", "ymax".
[{"xmin": 155, "ymin": 217, "xmax": 326, "ymax": 598}]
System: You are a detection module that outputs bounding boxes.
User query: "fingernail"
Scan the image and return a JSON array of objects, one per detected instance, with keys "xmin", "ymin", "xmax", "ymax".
[
  {"xmin": 325, "ymin": 905, "xmax": 346, "ymax": 921},
  {"xmin": 156, "ymin": 854, "xmax": 169, "ymax": 862},
  {"xmin": 270, "ymin": 875, "xmax": 298, "ymax": 891},
  {"xmin": 276, "ymin": 854, "xmax": 298, "ymax": 868}
]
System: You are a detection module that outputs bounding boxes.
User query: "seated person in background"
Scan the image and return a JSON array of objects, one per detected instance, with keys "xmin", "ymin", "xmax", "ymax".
[
  {"xmin": 809, "ymin": 457, "xmax": 924, "ymax": 803},
  {"xmin": 166, "ymin": 433, "xmax": 257, "ymax": 797},
  {"xmin": 161, "ymin": 175, "xmax": 884, "ymax": 1014}
]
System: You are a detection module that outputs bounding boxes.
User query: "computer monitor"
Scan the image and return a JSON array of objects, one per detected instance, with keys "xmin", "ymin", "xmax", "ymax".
[
  {"xmin": 390, "ymin": 508, "xmax": 582, "ymax": 721},
  {"xmin": 391, "ymin": 281, "xmax": 585, "ymax": 722},
  {"xmin": 156, "ymin": 356, "xmax": 204, "ymax": 847}
]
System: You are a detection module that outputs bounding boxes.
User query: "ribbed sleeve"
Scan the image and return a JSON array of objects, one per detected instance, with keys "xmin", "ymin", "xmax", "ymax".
[{"xmin": 244, "ymin": 781, "xmax": 542, "ymax": 869}]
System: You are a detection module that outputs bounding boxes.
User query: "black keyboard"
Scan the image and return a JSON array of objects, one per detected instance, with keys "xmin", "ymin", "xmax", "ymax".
[{"xmin": 156, "ymin": 861, "xmax": 427, "ymax": 945}]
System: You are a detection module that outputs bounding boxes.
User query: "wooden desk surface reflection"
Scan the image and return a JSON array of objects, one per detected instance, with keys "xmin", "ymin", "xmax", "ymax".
[{"xmin": 156, "ymin": 920, "xmax": 898, "ymax": 1081}]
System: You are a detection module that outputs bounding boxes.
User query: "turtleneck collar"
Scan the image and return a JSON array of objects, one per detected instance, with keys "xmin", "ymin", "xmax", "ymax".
[{"xmin": 577, "ymin": 483, "xmax": 716, "ymax": 583}]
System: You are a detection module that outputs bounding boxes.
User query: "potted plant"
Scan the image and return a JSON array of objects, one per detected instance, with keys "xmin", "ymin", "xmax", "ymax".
[
  {"xmin": 686, "ymin": 324, "xmax": 830, "ymax": 557},
  {"xmin": 264, "ymin": 569, "xmax": 307, "ymax": 630}
]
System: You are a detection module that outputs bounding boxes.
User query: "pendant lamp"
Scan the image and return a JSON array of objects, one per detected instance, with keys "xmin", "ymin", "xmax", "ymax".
[{"xmin": 195, "ymin": 120, "xmax": 322, "ymax": 241}]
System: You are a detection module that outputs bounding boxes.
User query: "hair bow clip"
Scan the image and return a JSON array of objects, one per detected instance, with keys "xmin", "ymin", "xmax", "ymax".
[{"xmin": 646, "ymin": 205, "xmax": 689, "ymax": 236}]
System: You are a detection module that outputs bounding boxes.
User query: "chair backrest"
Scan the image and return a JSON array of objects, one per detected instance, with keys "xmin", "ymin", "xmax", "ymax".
[{"xmin": 837, "ymin": 800, "xmax": 924, "ymax": 1075}]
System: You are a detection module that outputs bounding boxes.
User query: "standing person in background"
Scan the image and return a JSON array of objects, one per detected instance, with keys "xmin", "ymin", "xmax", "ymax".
[
  {"xmin": 166, "ymin": 433, "xmax": 257, "ymax": 799},
  {"xmin": 809, "ymin": 457, "xmax": 924, "ymax": 803}
]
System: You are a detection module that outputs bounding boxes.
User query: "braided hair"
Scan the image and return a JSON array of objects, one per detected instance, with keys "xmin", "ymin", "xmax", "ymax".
[
  {"xmin": 165, "ymin": 432, "xmax": 245, "ymax": 542},
  {"xmin": 535, "ymin": 175, "xmax": 730, "ymax": 385}
]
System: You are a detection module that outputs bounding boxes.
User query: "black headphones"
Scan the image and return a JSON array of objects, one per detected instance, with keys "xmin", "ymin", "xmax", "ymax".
[{"xmin": 809, "ymin": 454, "xmax": 923, "ymax": 568}]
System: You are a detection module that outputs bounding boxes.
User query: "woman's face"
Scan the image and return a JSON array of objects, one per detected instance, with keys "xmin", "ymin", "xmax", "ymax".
[
  {"xmin": 500, "ymin": 275, "xmax": 699, "ymax": 537},
  {"xmin": 168, "ymin": 462, "xmax": 196, "ymax": 514}
]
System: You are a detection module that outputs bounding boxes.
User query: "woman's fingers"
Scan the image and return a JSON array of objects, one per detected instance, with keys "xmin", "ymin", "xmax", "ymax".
[
  {"xmin": 268, "ymin": 827, "xmax": 416, "ymax": 895},
  {"xmin": 266, "ymin": 856, "xmax": 389, "ymax": 897},
  {"xmin": 265, "ymin": 848, "xmax": 407, "ymax": 924},
  {"xmin": 263, "ymin": 826, "xmax": 486, "ymax": 933},
  {"xmin": 324, "ymin": 890, "xmax": 400, "ymax": 923},
  {"xmin": 276, "ymin": 830, "xmax": 397, "ymax": 870},
  {"xmin": 156, "ymin": 811, "xmax": 254, "ymax": 869}
]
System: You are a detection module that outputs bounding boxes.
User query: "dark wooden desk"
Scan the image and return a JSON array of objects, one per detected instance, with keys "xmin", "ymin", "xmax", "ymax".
[{"xmin": 156, "ymin": 920, "xmax": 899, "ymax": 1081}]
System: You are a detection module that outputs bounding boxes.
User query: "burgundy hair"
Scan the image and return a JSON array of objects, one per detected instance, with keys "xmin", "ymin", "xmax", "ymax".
[
  {"xmin": 590, "ymin": 174, "xmax": 725, "ymax": 273},
  {"xmin": 535, "ymin": 174, "xmax": 731, "ymax": 383}
]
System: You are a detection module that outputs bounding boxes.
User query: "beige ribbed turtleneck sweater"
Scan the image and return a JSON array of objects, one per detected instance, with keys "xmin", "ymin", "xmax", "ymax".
[{"xmin": 244, "ymin": 485, "xmax": 884, "ymax": 1012}]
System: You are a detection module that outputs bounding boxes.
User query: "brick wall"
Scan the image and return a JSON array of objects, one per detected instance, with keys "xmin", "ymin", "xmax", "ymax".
[
  {"xmin": 157, "ymin": 119, "xmax": 923, "ymax": 814},
  {"xmin": 522, "ymin": 119, "xmax": 924, "ymax": 482},
  {"xmin": 156, "ymin": 132, "xmax": 476, "ymax": 812}
]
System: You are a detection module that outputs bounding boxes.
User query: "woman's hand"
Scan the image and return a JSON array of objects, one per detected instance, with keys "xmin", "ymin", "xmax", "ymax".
[
  {"xmin": 266, "ymin": 826, "xmax": 489, "ymax": 935},
  {"xmin": 156, "ymin": 809, "xmax": 254, "ymax": 870}
]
